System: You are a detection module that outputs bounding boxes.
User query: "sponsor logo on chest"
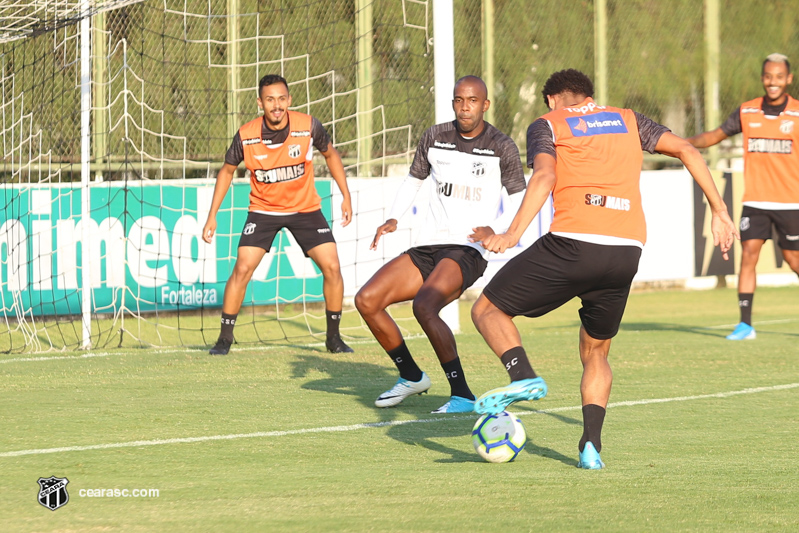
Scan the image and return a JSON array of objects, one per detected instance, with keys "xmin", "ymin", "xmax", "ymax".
[
  {"xmin": 254, "ymin": 163, "xmax": 306, "ymax": 184},
  {"xmin": 747, "ymin": 138, "xmax": 793, "ymax": 154}
]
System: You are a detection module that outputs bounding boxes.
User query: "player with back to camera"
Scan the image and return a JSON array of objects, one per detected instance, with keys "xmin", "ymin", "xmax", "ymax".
[
  {"xmin": 355, "ymin": 75, "xmax": 526, "ymax": 414},
  {"xmin": 202, "ymin": 74, "xmax": 354, "ymax": 355},
  {"xmin": 469, "ymin": 69, "xmax": 738, "ymax": 468},
  {"xmin": 688, "ymin": 53, "xmax": 799, "ymax": 340}
]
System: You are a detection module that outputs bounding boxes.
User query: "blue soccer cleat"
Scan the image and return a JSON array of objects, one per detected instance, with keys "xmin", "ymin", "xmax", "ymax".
[
  {"xmin": 726, "ymin": 322, "xmax": 756, "ymax": 340},
  {"xmin": 577, "ymin": 442, "xmax": 605, "ymax": 469},
  {"xmin": 431, "ymin": 395, "xmax": 475, "ymax": 414},
  {"xmin": 474, "ymin": 377, "xmax": 547, "ymax": 415}
]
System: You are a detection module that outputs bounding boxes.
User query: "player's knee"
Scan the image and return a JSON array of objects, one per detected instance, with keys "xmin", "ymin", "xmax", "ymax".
[
  {"xmin": 470, "ymin": 296, "xmax": 490, "ymax": 327},
  {"xmin": 318, "ymin": 260, "xmax": 342, "ymax": 281},
  {"xmin": 354, "ymin": 287, "xmax": 377, "ymax": 315},
  {"xmin": 230, "ymin": 263, "xmax": 255, "ymax": 283},
  {"xmin": 412, "ymin": 295, "xmax": 441, "ymax": 324}
]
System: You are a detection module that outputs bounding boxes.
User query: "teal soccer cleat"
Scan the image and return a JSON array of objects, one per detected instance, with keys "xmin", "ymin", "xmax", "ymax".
[
  {"xmin": 431, "ymin": 395, "xmax": 475, "ymax": 414},
  {"xmin": 726, "ymin": 322, "xmax": 756, "ymax": 340},
  {"xmin": 577, "ymin": 442, "xmax": 605, "ymax": 469},
  {"xmin": 474, "ymin": 377, "xmax": 547, "ymax": 415}
]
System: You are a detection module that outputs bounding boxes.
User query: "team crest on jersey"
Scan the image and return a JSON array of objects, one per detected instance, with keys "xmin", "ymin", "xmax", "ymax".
[
  {"xmin": 740, "ymin": 217, "xmax": 750, "ymax": 231},
  {"xmin": 288, "ymin": 144, "xmax": 302, "ymax": 159},
  {"xmin": 243, "ymin": 222, "xmax": 256, "ymax": 235},
  {"xmin": 472, "ymin": 161, "xmax": 486, "ymax": 177},
  {"xmin": 780, "ymin": 120, "xmax": 794, "ymax": 134},
  {"xmin": 38, "ymin": 476, "xmax": 69, "ymax": 511}
]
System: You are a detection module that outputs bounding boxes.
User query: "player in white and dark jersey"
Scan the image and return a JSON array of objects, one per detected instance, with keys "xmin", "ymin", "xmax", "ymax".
[{"xmin": 354, "ymin": 76, "xmax": 526, "ymax": 414}]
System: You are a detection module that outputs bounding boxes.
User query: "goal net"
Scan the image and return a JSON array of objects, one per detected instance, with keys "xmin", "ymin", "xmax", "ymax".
[{"xmin": 0, "ymin": 0, "xmax": 434, "ymax": 352}]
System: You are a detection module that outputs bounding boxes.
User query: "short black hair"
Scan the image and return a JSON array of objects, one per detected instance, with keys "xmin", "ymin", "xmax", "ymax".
[
  {"xmin": 259, "ymin": 74, "xmax": 289, "ymax": 95},
  {"xmin": 762, "ymin": 53, "xmax": 791, "ymax": 75},
  {"xmin": 541, "ymin": 69, "xmax": 594, "ymax": 101}
]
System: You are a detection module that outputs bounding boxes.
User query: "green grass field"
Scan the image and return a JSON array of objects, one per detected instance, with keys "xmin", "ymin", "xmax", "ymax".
[{"xmin": 1, "ymin": 286, "xmax": 798, "ymax": 532}]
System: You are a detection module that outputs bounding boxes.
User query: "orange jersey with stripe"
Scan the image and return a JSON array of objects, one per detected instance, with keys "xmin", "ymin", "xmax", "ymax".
[
  {"xmin": 239, "ymin": 111, "xmax": 321, "ymax": 213},
  {"xmin": 544, "ymin": 98, "xmax": 647, "ymax": 244},
  {"xmin": 740, "ymin": 96, "xmax": 799, "ymax": 203}
]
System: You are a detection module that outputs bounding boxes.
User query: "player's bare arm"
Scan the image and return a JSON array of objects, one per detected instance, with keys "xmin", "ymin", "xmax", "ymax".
[
  {"xmin": 202, "ymin": 162, "xmax": 239, "ymax": 243},
  {"xmin": 686, "ymin": 127, "xmax": 729, "ymax": 149},
  {"xmin": 655, "ymin": 132, "xmax": 739, "ymax": 259},
  {"xmin": 369, "ymin": 218, "xmax": 398, "ymax": 250},
  {"xmin": 320, "ymin": 142, "xmax": 352, "ymax": 227},
  {"xmin": 481, "ymin": 153, "xmax": 556, "ymax": 253}
]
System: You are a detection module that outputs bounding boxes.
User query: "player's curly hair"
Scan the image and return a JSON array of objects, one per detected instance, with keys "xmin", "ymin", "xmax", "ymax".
[
  {"xmin": 541, "ymin": 69, "xmax": 594, "ymax": 101},
  {"xmin": 259, "ymin": 74, "xmax": 289, "ymax": 95}
]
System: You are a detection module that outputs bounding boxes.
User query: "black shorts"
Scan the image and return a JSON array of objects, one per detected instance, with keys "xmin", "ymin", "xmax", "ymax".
[
  {"xmin": 740, "ymin": 206, "xmax": 799, "ymax": 250},
  {"xmin": 404, "ymin": 245, "xmax": 488, "ymax": 294},
  {"xmin": 483, "ymin": 233, "xmax": 642, "ymax": 340},
  {"xmin": 238, "ymin": 210, "xmax": 335, "ymax": 256}
]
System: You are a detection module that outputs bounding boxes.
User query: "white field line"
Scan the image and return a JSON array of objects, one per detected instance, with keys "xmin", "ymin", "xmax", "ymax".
[{"xmin": 1, "ymin": 382, "xmax": 796, "ymax": 459}]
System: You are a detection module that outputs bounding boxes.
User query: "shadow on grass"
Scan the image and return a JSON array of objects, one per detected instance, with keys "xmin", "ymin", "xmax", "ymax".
[
  {"xmin": 619, "ymin": 322, "xmax": 727, "ymax": 338},
  {"xmin": 290, "ymin": 353, "xmax": 584, "ymax": 465},
  {"xmin": 620, "ymin": 321, "xmax": 799, "ymax": 339}
]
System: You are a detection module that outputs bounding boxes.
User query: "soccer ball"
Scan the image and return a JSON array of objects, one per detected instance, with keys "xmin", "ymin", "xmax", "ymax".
[{"xmin": 471, "ymin": 411, "xmax": 527, "ymax": 463}]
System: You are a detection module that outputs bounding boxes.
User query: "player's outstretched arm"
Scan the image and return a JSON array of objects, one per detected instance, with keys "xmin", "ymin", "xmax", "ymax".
[
  {"xmin": 480, "ymin": 153, "xmax": 556, "ymax": 253},
  {"xmin": 654, "ymin": 132, "xmax": 739, "ymax": 259},
  {"xmin": 320, "ymin": 143, "xmax": 352, "ymax": 227},
  {"xmin": 686, "ymin": 127, "xmax": 728, "ymax": 149},
  {"xmin": 202, "ymin": 163, "xmax": 238, "ymax": 243}
]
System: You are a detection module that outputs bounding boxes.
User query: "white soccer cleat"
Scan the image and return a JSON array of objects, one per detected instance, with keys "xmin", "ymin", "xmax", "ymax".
[{"xmin": 375, "ymin": 373, "xmax": 431, "ymax": 408}]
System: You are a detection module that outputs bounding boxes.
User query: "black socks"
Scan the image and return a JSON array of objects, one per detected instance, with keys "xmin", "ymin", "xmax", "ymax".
[
  {"xmin": 219, "ymin": 313, "xmax": 237, "ymax": 341},
  {"xmin": 441, "ymin": 357, "xmax": 475, "ymax": 400},
  {"xmin": 326, "ymin": 310, "xmax": 342, "ymax": 338},
  {"xmin": 387, "ymin": 342, "xmax": 423, "ymax": 382},
  {"xmin": 738, "ymin": 293, "xmax": 753, "ymax": 326},
  {"xmin": 579, "ymin": 404, "xmax": 606, "ymax": 453},
  {"xmin": 500, "ymin": 346, "xmax": 537, "ymax": 382}
]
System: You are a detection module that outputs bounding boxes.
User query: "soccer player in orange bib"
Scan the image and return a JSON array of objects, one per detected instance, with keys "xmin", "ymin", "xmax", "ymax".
[
  {"xmin": 470, "ymin": 69, "xmax": 738, "ymax": 469},
  {"xmin": 688, "ymin": 53, "xmax": 799, "ymax": 341},
  {"xmin": 202, "ymin": 75, "xmax": 353, "ymax": 355}
]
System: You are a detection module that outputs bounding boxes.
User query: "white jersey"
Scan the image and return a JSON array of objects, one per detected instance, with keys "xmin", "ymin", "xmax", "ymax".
[{"xmin": 408, "ymin": 121, "xmax": 526, "ymax": 257}]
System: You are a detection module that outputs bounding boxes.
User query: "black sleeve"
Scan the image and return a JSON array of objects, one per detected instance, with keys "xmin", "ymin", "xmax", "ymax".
[
  {"xmin": 311, "ymin": 117, "xmax": 332, "ymax": 152},
  {"xmin": 224, "ymin": 132, "xmax": 244, "ymax": 166},
  {"xmin": 526, "ymin": 118, "xmax": 556, "ymax": 168},
  {"xmin": 497, "ymin": 137, "xmax": 526, "ymax": 195},
  {"xmin": 719, "ymin": 107, "xmax": 742, "ymax": 137},
  {"xmin": 408, "ymin": 129, "xmax": 432, "ymax": 179},
  {"xmin": 634, "ymin": 112, "xmax": 671, "ymax": 154}
]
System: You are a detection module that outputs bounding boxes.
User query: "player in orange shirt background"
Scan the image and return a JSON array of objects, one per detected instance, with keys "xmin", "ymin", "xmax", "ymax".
[
  {"xmin": 202, "ymin": 75, "xmax": 354, "ymax": 355},
  {"xmin": 469, "ymin": 69, "xmax": 737, "ymax": 469},
  {"xmin": 688, "ymin": 53, "xmax": 799, "ymax": 340}
]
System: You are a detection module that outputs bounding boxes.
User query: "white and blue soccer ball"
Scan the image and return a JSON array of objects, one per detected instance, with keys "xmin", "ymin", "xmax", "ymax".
[{"xmin": 471, "ymin": 411, "xmax": 527, "ymax": 463}]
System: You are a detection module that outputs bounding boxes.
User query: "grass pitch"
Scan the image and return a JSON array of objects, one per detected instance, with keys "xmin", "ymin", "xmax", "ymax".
[{"xmin": 1, "ymin": 286, "xmax": 798, "ymax": 532}]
